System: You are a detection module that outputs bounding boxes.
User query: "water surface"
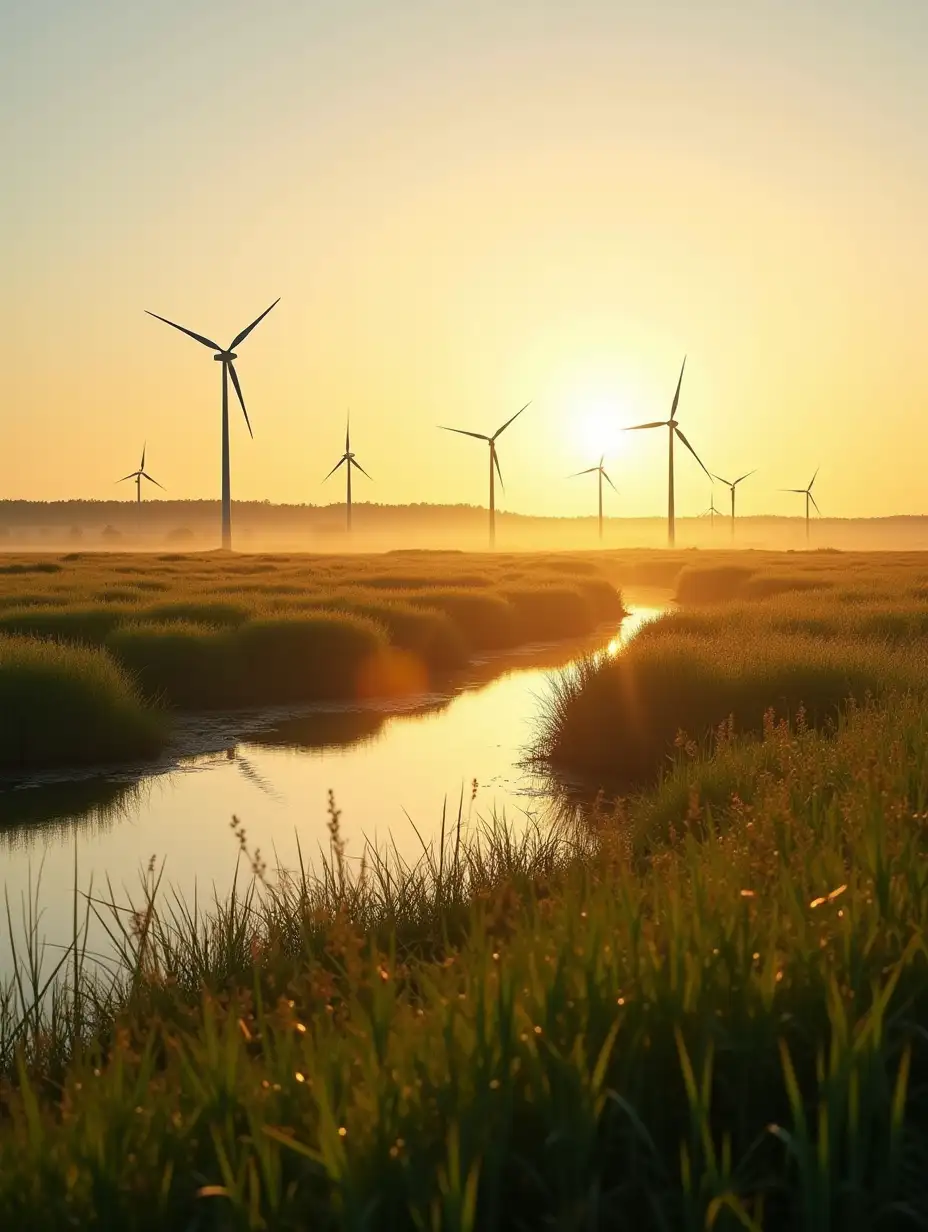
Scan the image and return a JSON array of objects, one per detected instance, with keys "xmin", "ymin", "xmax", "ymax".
[{"xmin": 0, "ymin": 597, "xmax": 668, "ymax": 975}]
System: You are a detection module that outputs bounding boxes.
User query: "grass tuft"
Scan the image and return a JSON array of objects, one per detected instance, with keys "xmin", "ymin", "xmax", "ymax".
[{"xmin": 0, "ymin": 634, "xmax": 165, "ymax": 769}]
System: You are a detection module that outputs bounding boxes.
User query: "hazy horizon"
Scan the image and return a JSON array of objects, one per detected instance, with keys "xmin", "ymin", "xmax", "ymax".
[{"xmin": 5, "ymin": 1, "xmax": 927, "ymax": 520}]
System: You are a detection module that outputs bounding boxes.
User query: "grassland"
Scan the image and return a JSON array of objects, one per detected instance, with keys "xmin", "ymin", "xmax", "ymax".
[
  {"xmin": 4, "ymin": 550, "xmax": 928, "ymax": 1227},
  {"xmin": 0, "ymin": 549, "xmax": 626, "ymax": 770}
]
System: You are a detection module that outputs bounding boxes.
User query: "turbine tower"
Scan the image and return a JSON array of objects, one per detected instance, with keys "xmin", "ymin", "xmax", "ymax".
[
  {"xmin": 439, "ymin": 402, "xmax": 530, "ymax": 548},
  {"xmin": 783, "ymin": 468, "xmax": 821, "ymax": 545},
  {"xmin": 700, "ymin": 492, "xmax": 721, "ymax": 534},
  {"xmin": 118, "ymin": 444, "xmax": 165, "ymax": 503},
  {"xmin": 713, "ymin": 470, "xmax": 756, "ymax": 542},
  {"xmin": 322, "ymin": 413, "xmax": 372, "ymax": 532},
  {"xmin": 570, "ymin": 456, "xmax": 617, "ymax": 542},
  {"xmin": 625, "ymin": 358, "xmax": 710, "ymax": 548},
  {"xmin": 146, "ymin": 299, "xmax": 279, "ymax": 550}
]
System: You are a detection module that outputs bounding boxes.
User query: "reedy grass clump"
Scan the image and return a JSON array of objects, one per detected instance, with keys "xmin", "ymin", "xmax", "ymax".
[
  {"xmin": 406, "ymin": 588, "xmax": 519, "ymax": 650},
  {"xmin": 297, "ymin": 595, "xmax": 470, "ymax": 670},
  {"xmin": 236, "ymin": 612, "xmax": 388, "ymax": 704},
  {"xmin": 534, "ymin": 626, "xmax": 921, "ymax": 783},
  {"xmin": 0, "ymin": 604, "xmax": 134, "ymax": 646},
  {"xmin": 0, "ymin": 635, "xmax": 165, "ymax": 769},
  {"xmin": 3, "ymin": 701, "xmax": 928, "ymax": 1226},
  {"xmin": 107, "ymin": 612, "xmax": 389, "ymax": 709},
  {"xmin": 0, "ymin": 551, "xmax": 627, "ymax": 722},
  {"xmin": 105, "ymin": 620, "xmax": 237, "ymax": 709},
  {"xmin": 675, "ymin": 564, "xmax": 833, "ymax": 605}
]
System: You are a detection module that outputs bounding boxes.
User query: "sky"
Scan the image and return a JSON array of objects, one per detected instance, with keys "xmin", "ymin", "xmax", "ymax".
[{"xmin": 3, "ymin": 0, "xmax": 927, "ymax": 519}]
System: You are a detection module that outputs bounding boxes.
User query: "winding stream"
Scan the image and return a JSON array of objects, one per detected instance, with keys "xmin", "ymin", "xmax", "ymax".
[{"xmin": 0, "ymin": 594, "xmax": 669, "ymax": 980}]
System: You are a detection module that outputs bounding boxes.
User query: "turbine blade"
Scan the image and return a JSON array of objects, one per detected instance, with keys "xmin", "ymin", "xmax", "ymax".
[
  {"xmin": 670, "ymin": 355, "xmax": 686, "ymax": 418},
  {"xmin": 439, "ymin": 426, "xmax": 490, "ymax": 441},
  {"xmin": 493, "ymin": 448, "xmax": 505, "ymax": 493},
  {"xmin": 142, "ymin": 472, "xmax": 166, "ymax": 491},
  {"xmin": 808, "ymin": 466, "xmax": 820, "ymax": 490},
  {"xmin": 228, "ymin": 362, "xmax": 253, "ymax": 438},
  {"xmin": 809, "ymin": 493, "xmax": 822, "ymax": 515},
  {"xmin": 492, "ymin": 401, "xmax": 531, "ymax": 441},
  {"xmin": 117, "ymin": 473, "xmax": 137, "ymax": 483},
  {"xmin": 229, "ymin": 298, "xmax": 280, "ymax": 350},
  {"xmin": 140, "ymin": 442, "xmax": 146, "ymax": 471},
  {"xmin": 569, "ymin": 467, "xmax": 599, "ymax": 477},
  {"xmin": 145, "ymin": 311, "xmax": 220, "ymax": 351},
  {"xmin": 733, "ymin": 469, "xmax": 756, "ymax": 486},
  {"xmin": 712, "ymin": 474, "xmax": 732, "ymax": 487},
  {"xmin": 625, "ymin": 421, "xmax": 667, "ymax": 431},
  {"xmin": 322, "ymin": 457, "xmax": 347, "ymax": 482},
  {"xmin": 674, "ymin": 427, "xmax": 711, "ymax": 480},
  {"xmin": 602, "ymin": 470, "xmax": 618, "ymax": 492},
  {"xmin": 345, "ymin": 410, "xmax": 350, "ymax": 455},
  {"xmin": 351, "ymin": 458, "xmax": 373, "ymax": 481}
]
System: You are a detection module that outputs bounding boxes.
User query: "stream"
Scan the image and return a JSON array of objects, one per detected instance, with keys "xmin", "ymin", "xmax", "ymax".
[{"xmin": 0, "ymin": 594, "xmax": 670, "ymax": 983}]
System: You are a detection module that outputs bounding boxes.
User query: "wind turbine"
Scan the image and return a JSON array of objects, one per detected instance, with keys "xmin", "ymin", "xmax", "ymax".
[
  {"xmin": 782, "ymin": 467, "xmax": 821, "ymax": 545},
  {"xmin": 118, "ymin": 444, "xmax": 165, "ymax": 504},
  {"xmin": 439, "ymin": 402, "xmax": 530, "ymax": 548},
  {"xmin": 570, "ymin": 456, "xmax": 617, "ymax": 542},
  {"xmin": 322, "ymin": 413, "xmax": 372, "ymax": 532},
  {"xmin": 713, "ymin": 469, "xmax": 756, "ymax": 541},
  {"xmin": 146, "ymin": 298, "xmax": 279, "ymax": 550},
  {"xmin": 625, "ymin": 358, "xmax": 711, "ymax": 547},
  {"xmin": 700, "ymin": 492, "xmax": 722, "ymax": 534}
]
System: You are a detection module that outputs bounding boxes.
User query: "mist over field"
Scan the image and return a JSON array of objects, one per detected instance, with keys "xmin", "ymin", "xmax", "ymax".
[{"xmin": 5, "ymin": 500, "xmax": 928, "ymax": 553}]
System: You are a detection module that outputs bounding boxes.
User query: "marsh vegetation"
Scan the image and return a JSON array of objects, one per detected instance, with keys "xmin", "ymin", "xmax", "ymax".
[
  {"xmin": 3, "ymin": 549, "xmax": 928, "ymax": 1226},
  {"xmin": 0, "ymin": 550, "xmax": 625, "ymax": 770}
]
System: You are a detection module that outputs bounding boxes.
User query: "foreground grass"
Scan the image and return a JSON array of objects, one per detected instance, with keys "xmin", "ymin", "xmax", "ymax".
[
  {"xmin": 0, "ymin": 636, "xmax": 165, "ymax": 769},
  {"xmin": 3, "ymin": 691, "xmax": 928, "ymax": 1227}
]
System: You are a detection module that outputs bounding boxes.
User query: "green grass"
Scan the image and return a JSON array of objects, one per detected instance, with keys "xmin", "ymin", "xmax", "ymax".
[
  {"xmin": 0, "ymin": 551, "xmax": 627, "ymax": 731},
  {"xmin": 236, "ymin": 612, "xmax": 388, "ymax": 704},
  {"xmin": 4, "ymin": 689, "xmax": 928, "ymax": 1225},
  {"xmin": 0, "ymin": 635, "xmax": 166, "ymax": 770},
  {"xmin": 105, "ymin": 620, "xmax": 237, "ymax": 709},
  {"xmin": 534, "ymin": 621, "xmax": 920, "ymax": 784},
  {"xmin": 0, "ymin": 604, "xmax": 134, "ymax": 645},
  {"xmin": 107, "ymin": 612, "xmax": 390, "ymax": 708},
  {"xmin": 8, "ymin": 552, "xmax": 928, "ymax": 1222}
]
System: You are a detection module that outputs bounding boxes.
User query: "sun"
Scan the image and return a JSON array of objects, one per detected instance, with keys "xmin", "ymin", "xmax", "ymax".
[{"xmin": 572, "ymin": 397, "xmax": 627, "ymax": 463}]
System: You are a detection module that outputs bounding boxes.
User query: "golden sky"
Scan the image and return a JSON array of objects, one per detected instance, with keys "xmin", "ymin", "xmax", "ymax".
[{"xmin": 3, "ymin": 0, "xmax": 927, "ymax": 518}]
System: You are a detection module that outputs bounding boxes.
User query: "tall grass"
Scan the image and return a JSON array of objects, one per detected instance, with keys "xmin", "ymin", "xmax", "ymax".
[
  {"xmin": 107, "ymin": 612, "xmax": 390, "ymax": 708},
  {"xmin": 3, "ymin": 694, "xmax": 928, "ymax": 1225},
  {"xmin": 0, "ymin": 551, "xmax": 628, "ymax": 723},
  {"xmin": 0, "ymin": 634, "xmax": 165, "ymax": 769},
  {"xmin": 534, "ymin": 626, "xmax": 922, "ymax": 783}
]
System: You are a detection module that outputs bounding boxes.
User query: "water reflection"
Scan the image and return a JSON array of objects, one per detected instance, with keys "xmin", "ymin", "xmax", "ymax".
[
  {"xmin": 0, "ymin": 599, "xmax": 670, "ymax": 975},
  {"xmin": 0, "ymin": 778, "xmax": 144, "ymax": 847},
  {"xmin": 244, "ymin": 699, "xmax": 450, "ymax": 753}
]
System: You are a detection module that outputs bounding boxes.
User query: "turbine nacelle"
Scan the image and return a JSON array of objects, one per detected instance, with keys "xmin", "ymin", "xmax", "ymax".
[{"xmin": 214, "ymin": 351, "xmax": 238, "ymax": 362}]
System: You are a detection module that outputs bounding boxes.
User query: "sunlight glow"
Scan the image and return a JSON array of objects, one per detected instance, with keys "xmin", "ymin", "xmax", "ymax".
[{"xmin": 572, "ymin": 397, "xmax": 626, "ymax": 463}]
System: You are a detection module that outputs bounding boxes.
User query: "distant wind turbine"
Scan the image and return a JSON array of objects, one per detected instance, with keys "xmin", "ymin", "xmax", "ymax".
[
  {"xmin": 570, "ymin": 456, "xmax": 617, "ymax": 542},
  {"xmin": 146, "ymin": 298, "xmax": 279, "ymax": 550},
  {"xmin": 625, "ymin": 358, "xmax": 711, "ymax": 547},
  {"xmin": 323, "ymin": 414, "xmax": 372, "ymax": 532},
  {"xmin": 713, "ymin": 469, "xmax": 756, "ymax": 541},
  {"xmin": 700, "ymin": 492, "xmax": 722, "ymax": 533},
  {"xmin": 118, "ymin": 444, "xmax": 165, "ymax": 504},
  {"xmin": 439, "ymin": 402, "xmax": 530, "ymax": 548},
  {"xmin": 782, "ymin": 468, "xmax": 821, "ymax": 545}
]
